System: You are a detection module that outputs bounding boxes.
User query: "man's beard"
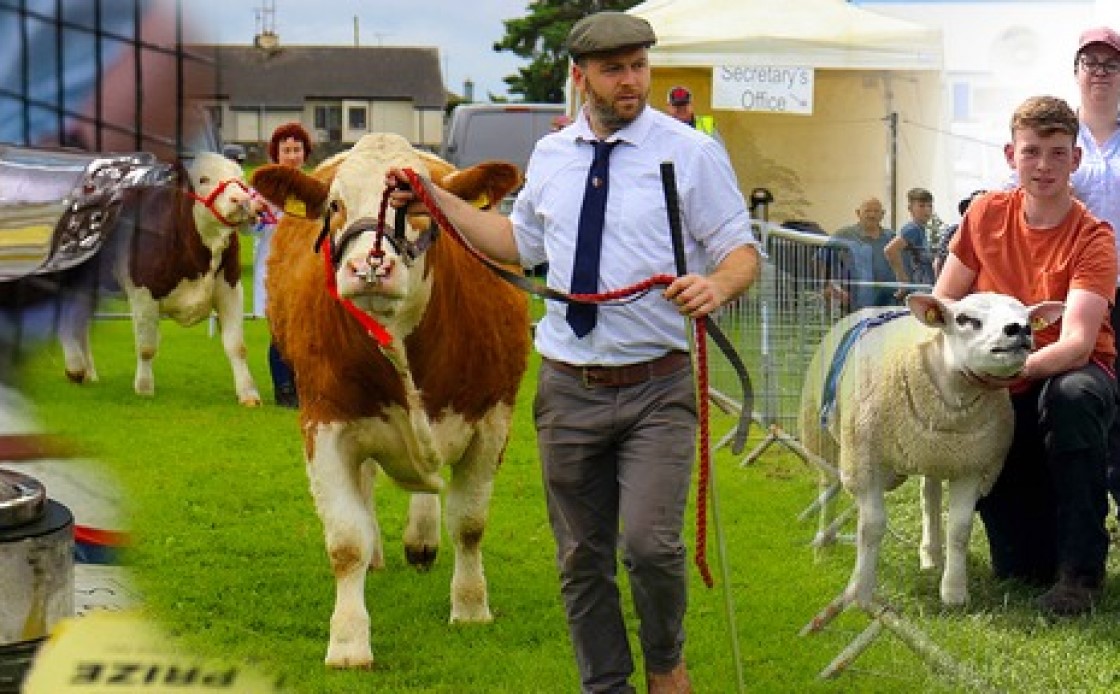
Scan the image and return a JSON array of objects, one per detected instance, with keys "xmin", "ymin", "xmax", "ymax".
[{"xmin": 585, "ymin": 83, "xmax": 645, "ymax": 134}]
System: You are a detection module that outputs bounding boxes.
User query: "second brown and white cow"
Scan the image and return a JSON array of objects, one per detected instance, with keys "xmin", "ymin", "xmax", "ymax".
[
  {"xmin": 59, "ymin": 152, "xmax": 261, "ymax": 405},
  {"xmin": 251, "ymin": 133, "xmax": 529, "ymax": 669}
]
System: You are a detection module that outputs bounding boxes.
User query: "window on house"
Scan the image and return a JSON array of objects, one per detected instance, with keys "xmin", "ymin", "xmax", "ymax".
[
  {"xmin": 348, "ymin": 106, "xmax": 367, "ymax": 131},
  {"xmin": 314, "ymin": 105, "xmax": 341, "ymax": 130}
]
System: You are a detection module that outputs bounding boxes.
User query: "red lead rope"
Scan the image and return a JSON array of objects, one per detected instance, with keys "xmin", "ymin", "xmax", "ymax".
[
  {"xmin": 693, "ymin": 318, "xmax": 713, "ymax": 587},
  {"xmin": 395, "ymin": 168, "xmax": 716, "ymax": 588},
  {"xmin": 321, "ymin": 241, "xmax": 393, "ymax": 347}
]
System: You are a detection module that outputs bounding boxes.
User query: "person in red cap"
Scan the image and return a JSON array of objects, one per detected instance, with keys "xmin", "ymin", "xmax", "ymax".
[
  {"xmin": 666, "ymin": 85, "xmax": 718, "ymax": 140},
  {"xmin": 1072, "ymin": 27, "xmax": 1120, "ymax": 527}
]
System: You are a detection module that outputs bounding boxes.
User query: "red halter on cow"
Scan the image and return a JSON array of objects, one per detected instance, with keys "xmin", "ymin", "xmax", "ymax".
[
  {"xmin": 58, "ymin": 151, "xmax": 261, "ymax": 405},
  {"xmin": 251, "ymin": 133, "xmax": 529, "ymax": 669}
]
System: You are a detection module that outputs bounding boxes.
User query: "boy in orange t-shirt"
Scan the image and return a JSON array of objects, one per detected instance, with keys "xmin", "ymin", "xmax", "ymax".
[{"xmin": 936, "ymin": 95, "xmax": 1117, "ymax": 617}]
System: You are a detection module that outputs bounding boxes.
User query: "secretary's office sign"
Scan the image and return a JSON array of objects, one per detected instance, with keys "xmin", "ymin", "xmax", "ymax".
[{"xmin": 712, "ymin": 66, "xmax": 814, "ymax": 115}]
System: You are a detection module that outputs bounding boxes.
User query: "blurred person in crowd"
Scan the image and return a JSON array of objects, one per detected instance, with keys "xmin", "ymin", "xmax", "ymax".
[
  {"xmin": 820, "ymin": 197, "xmax": 897, "ymax": 311},
  {"xmin": 885, "ymin": 187, "xmax": 936, "ymax": 296},
  {"xmin": 665, "ymin": 85, "xmax": 719, "ymax": 141},
  {"xmin": 933, "ymin": 189, "xmax": 987, "ymax": 277}
]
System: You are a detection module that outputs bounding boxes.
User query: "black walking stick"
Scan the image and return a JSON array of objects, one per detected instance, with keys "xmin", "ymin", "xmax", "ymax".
[
  {"xmin": 658, "ymin": 162, "xmax": 754, "ymax": 451},
  {"xmin": 660, "ymin": 161, "xmax": 747, "ymax": 694}
]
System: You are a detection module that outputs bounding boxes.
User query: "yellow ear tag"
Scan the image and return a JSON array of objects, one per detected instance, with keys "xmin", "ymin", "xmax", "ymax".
[
  {"xmin": 283, "ymin": 197, "xmax": 307, "ymax": 217},
  {"xmin": 470, "ymin": 193, "xmax": 491, "ymax": 210},
  {"xmin": 925, "ymin": 308, "xmax": 939, "ymax": 323},
  {"xmin": 1031, "ymin": 317, "xmax": 1048, "ymax": 331}
]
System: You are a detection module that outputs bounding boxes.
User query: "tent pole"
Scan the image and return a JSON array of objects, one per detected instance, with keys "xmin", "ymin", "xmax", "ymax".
[{"xmin": 888, "ymin": 110, "xmax": 899, "ymax": 231}]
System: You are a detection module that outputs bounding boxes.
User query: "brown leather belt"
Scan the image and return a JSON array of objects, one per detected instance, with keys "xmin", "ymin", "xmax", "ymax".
[{"xmin": 543, "ymin": 351, "xmax": 691, "ymax": 389}]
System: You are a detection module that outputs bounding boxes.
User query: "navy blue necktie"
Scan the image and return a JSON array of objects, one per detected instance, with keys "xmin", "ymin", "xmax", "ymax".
[{"xmin": 567, "ymin": 140, "xmax": 619, "ymax": 337}]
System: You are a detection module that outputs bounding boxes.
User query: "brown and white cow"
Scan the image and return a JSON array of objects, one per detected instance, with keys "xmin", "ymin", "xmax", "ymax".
[
  {"xmin": 250, "ymin": 133, "xmax": 529, "ymax": 669},
  {"xmin": 59, "ymin": 152, "xmax": 261, "ymax": 405}
]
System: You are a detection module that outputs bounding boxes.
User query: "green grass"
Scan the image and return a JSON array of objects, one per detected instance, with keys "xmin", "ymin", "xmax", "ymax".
[{"xmin": 13, "ymin": 291, "xmax": 1120, "ymax": 693}]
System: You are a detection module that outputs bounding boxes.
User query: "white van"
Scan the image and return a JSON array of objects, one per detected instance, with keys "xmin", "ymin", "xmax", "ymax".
[{"xmin": 442, "ymin": 103, "xmax": 565, "ymax": 175}]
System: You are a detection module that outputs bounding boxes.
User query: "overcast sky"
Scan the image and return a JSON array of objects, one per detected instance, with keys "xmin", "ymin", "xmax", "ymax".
[{"xmin": 188, "ymin": 0, "xmax": 532, "ymax": 99}]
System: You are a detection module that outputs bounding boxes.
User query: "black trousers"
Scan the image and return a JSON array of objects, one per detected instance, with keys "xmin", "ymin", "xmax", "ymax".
[
  {"xmin": 1109, "ymin": 292, "xmax": 1120, "ymax": 512},
  {"xmin": 977, "ymin": 362, "xmax": 1115, "ymax": 584}
]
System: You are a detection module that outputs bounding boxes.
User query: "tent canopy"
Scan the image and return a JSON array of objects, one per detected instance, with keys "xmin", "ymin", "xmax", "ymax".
[{"xmin": 629, "ymin": 0, "xmax": 942, "ymax": 71}]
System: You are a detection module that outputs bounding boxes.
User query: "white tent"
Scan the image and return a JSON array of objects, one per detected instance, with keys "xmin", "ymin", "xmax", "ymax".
[
  {"xmin": 632, "ymin": 0, "xmax": 940, "ymax": 70},
  {"xmin": 628, "ymin": 0, "xmax": 944, "ymax": 231}
]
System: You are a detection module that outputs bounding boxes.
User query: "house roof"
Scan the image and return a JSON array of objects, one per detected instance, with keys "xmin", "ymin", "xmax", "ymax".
[{"xmin": 191, "ymin": 44, "xmax": 446, "ymax": 110}]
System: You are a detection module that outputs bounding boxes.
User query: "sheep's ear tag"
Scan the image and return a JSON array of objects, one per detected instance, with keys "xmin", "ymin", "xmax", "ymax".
[{"xmin": 284, "ymin": 196, "xmax": 307, "ymax": 218}]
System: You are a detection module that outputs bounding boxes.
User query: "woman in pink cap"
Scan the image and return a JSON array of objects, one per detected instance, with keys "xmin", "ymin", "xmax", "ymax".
[{"xmin": 1074, "ymin": 26, "xmax": 1120, "ymax": 533}]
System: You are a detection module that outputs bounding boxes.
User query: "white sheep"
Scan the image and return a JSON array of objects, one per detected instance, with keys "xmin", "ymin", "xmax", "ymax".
[{"xmin": 798, "ymin": 292, "xmax": 1063, "ymax": 610}]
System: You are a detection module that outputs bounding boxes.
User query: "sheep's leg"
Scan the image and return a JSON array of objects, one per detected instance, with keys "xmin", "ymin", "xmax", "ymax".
[
  {"xmin": 308, "ymin": 429, "xmax": 374, "ymax": 669},
  {"xmin": 919, "ymin": 476, "xmax": 944, "ymax": 570},
  {"xmin": 846, "ymin": 485, "xmax": 887, "ymax": 609},
  {"xmin": 940, "ymin": 477, "xmax": 981, "ymax": 606}
]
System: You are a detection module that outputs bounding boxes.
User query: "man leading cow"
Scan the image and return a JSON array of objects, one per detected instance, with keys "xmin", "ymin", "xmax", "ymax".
[{"xmin": 390, "ymin": 11, "xmax": 761, "ymax": 693}]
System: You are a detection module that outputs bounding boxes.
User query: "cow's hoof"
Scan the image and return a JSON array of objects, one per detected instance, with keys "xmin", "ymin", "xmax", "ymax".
[
  {"xmin": 405, "ymin": 544, "xmax": 438, "ymax": 571},
  {"xmin": 239, "ymin": 394, "xmax": 263, "ymax": 407},
  {"xmin": 65, "ymin": 370, "xmax": 87, "ymax": 384}
]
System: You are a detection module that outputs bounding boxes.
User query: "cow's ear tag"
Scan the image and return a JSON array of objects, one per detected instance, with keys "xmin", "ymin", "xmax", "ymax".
[
  {"xmin": 925, "ymin": 307, "xmax": 940, "ymax": 324},
  {"xmin": 284, "ymin": 197, "xmax": 308, "ymax": 218},
  {"xmin": 470, "ymin": 193, "xmax": 491, "ymax": 210},
  {"xmin": 1031, "ymin": 316, "xmax": 1048, "ymax": 331}
]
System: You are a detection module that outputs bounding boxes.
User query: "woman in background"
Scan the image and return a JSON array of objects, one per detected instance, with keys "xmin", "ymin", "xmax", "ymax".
[{"xmin": 251, "ymin": 122, "xmax": 312, "ymax": 408}]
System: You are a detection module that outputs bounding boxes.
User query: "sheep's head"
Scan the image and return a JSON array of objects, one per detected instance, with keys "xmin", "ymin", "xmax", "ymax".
[{"xmin": 907, "ymin": 292, "xmax": 1064, "ymax": 380}]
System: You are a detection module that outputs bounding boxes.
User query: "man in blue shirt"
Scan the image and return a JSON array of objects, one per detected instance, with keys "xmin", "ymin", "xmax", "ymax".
[
  {"xmin": 821, "ymin": 197, "xmax": 897, "ymax": 311},
  {"xmin": 885, "ymin": 187, "xmax": 936, "ymax": 296}
]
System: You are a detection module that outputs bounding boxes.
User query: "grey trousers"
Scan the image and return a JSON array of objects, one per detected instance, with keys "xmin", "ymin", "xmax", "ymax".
[{"xmin": 533, "ymin": 359, "xmax": 697, "ymax": 694}]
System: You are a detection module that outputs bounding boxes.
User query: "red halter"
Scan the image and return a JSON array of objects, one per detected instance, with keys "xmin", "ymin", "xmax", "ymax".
[{"xmin": 189, "ymin": 178, "xmax": 250, "ymax": 227}]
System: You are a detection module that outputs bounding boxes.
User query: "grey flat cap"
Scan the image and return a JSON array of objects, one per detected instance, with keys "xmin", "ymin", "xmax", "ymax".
[{"xmin": 566, "ymin": 12, "xmax": 656, "ymax": 59}]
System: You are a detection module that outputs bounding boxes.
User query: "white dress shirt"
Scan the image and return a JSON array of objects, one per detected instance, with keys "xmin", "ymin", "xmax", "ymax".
[
  {"xmin": 1072, "ymin": 120, "xmax": 1120, "ymax": 284},
  {"xmin": 511, "ymin": 105, "xmax": 759, "ymax": 366}
]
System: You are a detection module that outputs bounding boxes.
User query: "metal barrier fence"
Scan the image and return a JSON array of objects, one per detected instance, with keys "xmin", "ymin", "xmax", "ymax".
[{"xmin": 708, "ymin": 221, "xmax": 931, "ymax": 455}]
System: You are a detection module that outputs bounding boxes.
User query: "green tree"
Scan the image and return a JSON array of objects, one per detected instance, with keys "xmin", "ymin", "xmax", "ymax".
[{"xmin": 493, "ymin": 0, "xmax": 642, "ymax": 103}]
